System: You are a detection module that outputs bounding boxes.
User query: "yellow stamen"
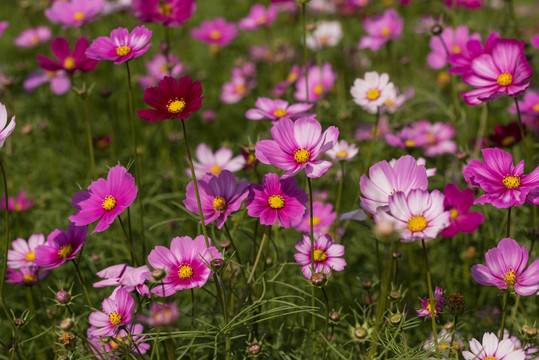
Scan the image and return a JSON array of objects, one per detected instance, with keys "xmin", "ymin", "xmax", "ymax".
[
  {"xmin": 26, "ymin": 251, "xmax": 36, "ymax": 261},
  {"xmin": 273, "ymin": 109, "xmax": 287, "ymax": 118},
  {"xmin": 452, "ymin": 45, "xmax": 461, "ymax": 54},
  {"xmin": 235, "ymin": 84, "xmax": 246, "ymax": 94},
  {"xmin": 116, "ymin": 46, "xmax": 131, "ymax": 56},
  {"xmin": 314, "ymin": 84, "xmax": 324, "ymax": 95},
  {"xmin": 268, "ymin": 195, "xmax": 284, "ymax": 209},
  {"xmin": 63, "ymin": 56, "xmax": 75, "ymax": 70},
  {"xmin": 210, "ymin": 164, "xmax": 221, "ymax": 175},
  {"xmin": 209, "ymin": 30, "xmax": 222, "ymax": 40},
  {"xmin": 14, "ymin": 204, "xmax": 23, "ymax": 212},
  {"xmin": 30, "ymin": 36, "xmax": 39, "ymax": 45},
  {"xmin": 532, "ymin": 103, "xmax": 539, "ymax": 112},
  {"xmin": 108, "ymin": 312, "xmax": 122, "ymax": 326},
  {"xmin": 336, "ymin": 150, "xmax": 348, "ymax": 158},
  {"xmin": 166, "ymin": 98, "xmax": 186, "ymax": 113},
  {"xmin": 310, "ymin": 217, "xmax": 321, "ymax": 226},
  {"xmin": 497, "ymin": 72, "xmax": 512, "ymax": 86},
  {"xmin": 256, "ymin": 16, "xmax": 267, "ymax": 25},
  {"xmin": 158, "ymin": 2, "xmax": 172, "ymax": 15},
  {"xmin": 501, "ymin": 136, "xmax": 516, "ymax": 147},
  {"xmin": 404, "ymin": 140, "xmax": 416, "ymax": 147},
  {"xmin": 294, "ymin": 148, "xmax": 311, "ymax": 163},
  {"xmin": 58, "ymin": 244, "xmax": 74, "ymax": 258},
  {"xmin": 102, "ymin": 195, "xmax": 117, "ymax": 211},
  {"xmin": 213, "ymin": 196, "xmax": 227, "ymax": 212},
  {"xmin": 503, "ymin": 175, "xmax": 520, "ymax": 189},
  {"xmin": 287, "ymin": 73, "xmax": 298, "ymax": 83},
  {"xmin": 407, "ymin": 215, "xmax": 428, "ymax": 232},
  {"xmin": 319, "ymin": 35, "xmax": 330, "ymax": 45},
  {"xmin": 23, "ymin": 275, "xmax": 35, "ymax": 284},
  {"xmin": 109, "ymin": 336, "xmax": 124, "ymax": 349},
  {"xmin": 366, "ymin": 89, "xmax": 380, "ymax": 100},
  {"xmin": 483, "ymin": 357, "xmax": 498, "ymax": 360},
  {"xmin": 504, "ymin": 268, "xmax": 517, "ymax": 286},
  {"xmin": 449, "ymin": 208, "xmax": 458, "ymax": 220},
  {"xmin": 437, "ymin": 71, "xmax": 450, "ymax": 85},
  {"xmin": 426, "ymin": 300, "xmax": 438, "ymax": 315},
  {"xmin": 381, "ymin": 26, "xmax": 391, "ymax": 37},
  {"xmin": 178, "ymin": 264, "xmax": 194, "ymax": 279},
  {"xmin": 73, "ymin": 11, "xmax": 84, "ymax": 21},
  {"xmin": 385, "ymin": 98, "xmax": 394, "ymax": 106},
  {"xmin": 425, "ymin": 133, "xmax": 436, "ymax": 144},
  {"xmin": 313, "ymin": 249, "xmax": 327, "ymax": 262}
]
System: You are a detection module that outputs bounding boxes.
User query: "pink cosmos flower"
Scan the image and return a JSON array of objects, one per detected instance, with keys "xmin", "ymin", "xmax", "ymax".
[
  {"xmin": 449, "ymin": 32, "xmax": 499, "ymax": 76},
  {"xmin": 460, "ymin": 39, "xmax": 533, "ymax": 105},
  {"xmin": 271, "ymin": 64, "xmax": 304, "ymax": 97},
  {"xmin": 138, "ymin": 302, "xmax": 179, "ymax": 327},
  {"xmin": 189, "ymin": 143, "xmax": 245, "ymax": 179},
  {"xmin": 183, "ymin": 171, "xmax": 249, "ymax": 229},
  {"xmin": 427, "ymin": 25, "xmax": 481, "ymax": 70},
  {"xmin": 389, "ymin": 157, "xmax": 436, "ymax": 177},
  {"xmin": 132, "ymin": 0, "xmax": 196, "ymax": 27},
  {"xmin": 245, "ymin": 173, "xmax": 308, "ymax": 228},
  {"xmin": 191, "ymin": 18, "xmax": 238, "ymax": 48},
  {"xmin": 355, "ymin": 116, "xmax": 390, "ymax": 141},
  {"xmin": 360, "ymin": 155, "xmax": 429, "ymax": 214},
  {"xmin": 34, "ymin": 223, "xmax": 87, "ymax": 269},
  {"xmin": 359, "ymin": 8, "xmax": 403, "ymax": 51},
  {"xmin": 88, "ymin": 323, "xmax": 150, "ymax": 358},
  {"xmin": 471, "ymin": 238, "xmax": 539, "ymax": 296},
  {"xmin": 238, "ymin": 4, "xmax": 278, "ymax": 31},
  {"xmin": 326, "ymin": 140, "xmax": 358, "ymax": 162},
  {"xmin": 69, "ymin": 165, "xmax": 138, "ymax": 233},
  {"xmin": 351, "ymin": 72, "xmax": 395, "ymax": 114},
  {"xmin": 440, "ymin": 184, "xmax": 484, "ymax": 237},
  {"xmin": 255, "ymin": 116, "xmax": 339, "ymax": 178},
  {"xmin": 386, "ymin": 120, "xmax": 457, "ymax": 157},
  {"xmin": 23, "ymin": 69, "xmax": 71, "ymax": 95},
  {"xmin": 502, "ymin": 329, "xmax": 538, "ymax": 359},
  {"xmin": 382, "ymin": 87, "xmax": 414, "ymax": 114},
  {"xmin": 294, "ymin": 234, "xmax": 346, "ymax": 279},
  {"xmin": 45, "ymin": 0, "xmax": 104, "ymax": 28},
  {"xmin": 38, "ymin": 37, "xmax": 99, "ymax": 74},
  {"xmin": 138, "ymin": 53, "xmax": 184, "ymax": 89},
  {"xmin": 14, "ymin": 26, "xmax": 51, "ymax": 48},
  {"xmin": 220, "ymin": 62, "xmax": 257, "ymax": 104},
  {"xmin": 416, "ymin": 286, "xmax": 445, "ymax": 318},
  {"xmin": 245, "ymin": 97, "xmax": 313, "ymax": 123},
  {"xmin": 93, "ymin": 264, "xmax": 151, "ymax": 297},
  {"xmin": 5, "ymin": 266, "xmax": 49, "ymax": 286},
  {"xmin": 294, "ymin": 63, "xmax": 336, "ymax": 102},
  {"xmin": 0, "ymin": 103, "xmax": 15, "ymax": 150},
  {"xmin": 463, "ymin": 148, "xmax": 539, "ymax": 208},
  {"xmin": 376, "ymin": 189, "xmax": 450, "ymax": 242},
  {"xmin": 88, "ymin": 288, "xmax": 135, "ymax": 337},
  {"xmin": 306, "ymin": 21, "xmax": 343, "ymax": 50},
  {"xmin": 0, "ymin": 21, "xmax": 7, "ymax": 37},
  {"xmin": 511, "ymin": 90, "xmax": 539, "ymax": 117},
  {"xmin": 444, "ymin": 0, "xmax": 482, "ymax": 8},
  {"xmin": 7, "ymin": 234, "xmax": 46, "ymax": 269},
  {"xmin": 147, "ymin": 235, "xmax": 221, "ymax": 296},
  {"xmin": 463, "ymin": 332, "xmax": 525, "ymax": 360},
  {"xmin": 85, "ymin": 26, "xmax": 152, "ymax": 65},
  {"xmin": 1, "ymin": 191, "xmax": 34, "ymax": 212},
  {"xmin": 293, "ymin": 201, "xmax": 336, "ymax": 235}
]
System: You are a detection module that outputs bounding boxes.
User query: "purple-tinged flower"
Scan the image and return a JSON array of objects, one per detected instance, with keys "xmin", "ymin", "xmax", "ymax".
[
  {"xmin": 246, "ymin": 173, "xmax": 308, "ymax": 228},
  {"xmin": 376, "ymin": 189, "xmax": 450, "ymax": 242},
  {"xmin": 69, "ymin": 165, "xmax": 138, "ymax": 233},
  {"xmin": 191, "ymin": 18, "xmax": 238, "ymax": 48},
  {"xmin": 88, "ymin": 323, "xmax": 149, "ymax": 359},
  {"xmin": 444, "ymin": 0, "xmax": 482, "ymax": 8},
  {"xmin": 511, "ymin": 90, "xmax": 539, "ymax": 117},
  {"xmin": 5, "ymin": 266, "xmax": 49, "ymax": 286},
  {"xmin": 238, "ymin": 4, "xmax": 278, "ymax": 31},
  {"xmin": 23, "ymin": 69, "xmax": 70, "ymax": 95},
  {"xmin": 220, "ymin": 62, "xmax": 256, "ymax": 104},
  {"xmin": 463, "ymin": 148, "xmax": 539, "ymax": 208},
  {"xmin": 355, "ymin": 116, "xmax": 390, "ymax": 141},
  {"xmin": 93, "ymin": 264, "xmax": 151, "ymax": 297},
  {"xmin": 1, "ymin": 190, "xmax": 34, "ymax": 212},
  {"xmin": 138, "ymin": 53, "xmax": 184, "ymax": 89},
  {"xmin": 488, "ymin": 122, "xmax": 524, "ymax": 148},
  {"xmin": 86, "ymin": 26, "xmax": 152, "ymax": 65},
  {"xmin": 7, "ymin": 234, "xmax": 45, "ymax": 269},
  {"xmin": 293, "ymin": 201, "xmax": 336, "ymax": 235},
  {"xmin": 440, "ymin": 184, "xmax": 484, "ymax": 238},
  {"xmin": 0, "ymin": 102, "xmax": 15, "ymax": 150},
  {"xmin": 326, "ymin": 140, "xmax": 358, "ymax": 162},
  {"xmin": 294, "ymin": 63, "xmax": 336, "ymax": 102},
  {"xmin": 359, "ymin": 8, "xmax": 403, "ymax": 51},
  {"xmin": 463, "ymin": 332, "xmax": 525, "ymax": 360},
  {"xmin": 147, "ymin": 235, "xmax": 221, "ymax": 296},
  {"xmin": 255, "ymin": 117, "xmax": 339, "ymax": 178},
  {"xmin": 502, "ymin": 329, "xmax": 538, "ymax": 359},
  {"xmin": 294, "ymin": 234, "xmax": 346, "ymax": 279},
  {"xmin": 449, "ymin": 32, "xmax": 499, "ymax": 76},
  {"xmin": 34, "ymin": 223, "xmax": 87, "ymax": 269},
  {"xmin": 359, "ymin": 155, "xmax": 429, "ymax": 214},
  {"xmin": 471, "ymin": 238, "xmax": 539, "ymax": 296},
  {"xmin": 385, "ymin": 120, "xmax": 457, "ymax": 157},
  {"xmin": 183, "ymin": 171, "xmax": 249, "ymax": 229},
  {"xmin": 0, "ymin": 21, "xmax": 7, "ymax": 37},
  {"xmin": 189, "ymin": 143, "xmax": 245, "ymax": 179},
  {"xmin": 138, "ymin": 302, "xmax": 179, "ymax": 327},
  {"xmin": 132, "ymin": 0, "xmax": 196, "ymax": 27},
  {"xmin": 351, "ymin": 72, "xmax": 395, "ymax": 114},
  {"xmin": 14, "ymin": 26, "xmax": 51, "ymax": 48},
  {"xmin": 88, "ymin": 288, "xmax": 135, "ymax": 337},
  {"xmin": 38, "ymin": 37, "xmax": 99, "ymax": 74},
  {"xmin": 271, "ymin": 64, "xmax": 304, "ymax": 97},
  {"xmin": 306, "ymin": 21, "xmax": 343, "ymax": 50},
  {"xmin": 423, "ymin": 329, "xmax": 464, "ymax": 357},
  {"xmin": 45, "ymin": 0, "xmax": 104, "ymax": 28},
  {"xmin": 245, "ymin": 97, "xmax": 313, "ymax": 123},
  {"xmin": 427, "ymin": 25, "xmax": 480, "ymax": 70},
  {"xmin": 460, "ymin": 39, "xmax": 533, "ymax": 106},
  {"xmin": 417, "ymin": 286, "xmax": 445, "ymax": 318}
]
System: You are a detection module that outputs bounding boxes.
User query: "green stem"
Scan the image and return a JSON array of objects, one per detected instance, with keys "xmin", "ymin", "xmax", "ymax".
[
  {"xmin": 499, "ymin": 292, "xmax": 508, "ymax": 337},
  {"xmin": 422, "ymin": 240, "xmax": 440, "ymax": 359},
  {"xmin": 301, "ymin": 2, "xmax": 309, "ymax": 104},
  {"xmin": 513, "ymin": 98, "xmax": 531, "ymax": 170},
  {"xmin": 364, "ymin": 107, "xmax": 380, "ymax": 174},
  {"xmin": 507, "ymin": 207, "xmax": 512, "ymax": 238},
  {"xmin": 307, "ymin": 176, "xmax": 316, "ymax": 359},
  {"xmin": 71, "ymin": 260, "xmax": 93, "ymax": 307},
  {"xmin": 333, "ymin": 162, "xmax": 345, "ymax": 239},
  {"xmin": 82, "ymin": 95, "xmax": 96, "ymax": 179},
  {"xmin": 223, "ymin": 223, "xmax": 245, "ymax": 273},
  {"xmin": 0, "ymin": 158, "xmax": 15, "ymax": 329},
  {"xmin": 118, "ymin": 215, "xmax": 139, "ymax": 266},
  {"xmin": 190, "ymin": 288, "xmax": 195, "ymax": 360},
  {"xmin": 449, "ymin": 315, "xmax": 457, "ymax": 354},
  {"xmin": 509, "ymin": 294, "xmax": 520, "ymax": 335},
  {"xmin": 321, "ymin": 288, "xmax": 329, "ymax": 360},
  {"xmin": 472, "ymin": 103, "xmax": 488, "ymax": 160}
]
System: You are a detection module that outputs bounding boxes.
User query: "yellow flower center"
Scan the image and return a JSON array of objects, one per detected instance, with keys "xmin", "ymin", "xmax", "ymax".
[
  {"xmin": 178, "ymin": 264, "xmax": 194, "ymax": 279},
  {"xmin": 404, "ymin": 140, "xmax": 416, "ymax": 147},
  {"xmin": 503, "ymin": 268, "xmax": 516, "ymax": 286},
  {"xmin": 425, "ymin": 133, "xmax": 436, "ymax": 144},
  {"xmin": 30, "ymin": 36, "xmax": 39, "ymax": 45},
  {"xmin": 102, "ymin": 195, "xmax": 117, "ymax": 211},
  {"xmin": 257, "ymin": 16, "xmax": 267, "ymax": 25},
  {"xmin": 501, "ymin": 136, "xmax": 516, "ymax": 147},
  {"xmin": 26, "ymin": 251, "xmax": 36, "ymax": 261},
  {"xmin": 449, "ymin": 208, "xmax": 458, "ymax": 220},
  {"xmin": 366, "ymin": 89, "xmax": 380, "ymax": 100},
  {"xmin": 73, "ymin": 11, "xmax": 84, "ymax": 21},
  {"xmin": 385, "ymin": 98, "xmax": 394, "ymax": 106},
  {"xmin": 294, "ymin": 148, "xmax": 311, "ymax": 163},
  {"xmin": 503, "ymin": 175, "xmax": 520, "ymax": 189},
  {"xmin": 437, "ymin": 71, "xmax": 450, "ymax": 85},
  {"xmin": 314, "ymin": 84, "xmax": 323, "ymax": 95},
  {"xmin": 158, "ymin": 2, "xmax": 172, "ymax": 15},
  {"xmin": 407, "ymin": 215, "xmax": 428, "ymax": 232},
  {"xmin": 313, "ymin": 249, "xmax": 327, "ymax": 262},
  {"xmin": 116, "ymin": 46, "xmax": 131, "ymax": 56},
  {"xmin": 109, "ymin": 336, "xmax": 124, "ymax": 349},
  {"xmin": 210, "ymin": 30, "xmax": 222, "ymax": 40},
  {"xmin": 208, "ymin": 165, "xmax": 221, "ymax": 175},
  {"xmin": 23, "ymin": 274, "xmax": 35, "ymax": 284},
  {"xmin": 532, "ymin": 103, "xmax": 539, "ymax": 112},
  {"xmin": 287, "ymin": 73, "xmax": 298, "ymax": 83},
  {"xmin": 452, "ymin": 45, "xmax": 461, "ymax": 54},
  {"xmin": 166, "ymin": 98, "xmax": 186, "ymax": 113},
  {"xmin": 213, "ymin": 196, "xmax": 227, "ymax": 212},
  {"xmin": 14, "ymin": 204, "xmax": 23, "ymax": 212},
  {"xmin": 58, "ymin": 244, "xmax": 74, "ymax": 258},
  {"xmin": 483, "ymin": 357, "xmax": 498, "ymax": 360},
  {"xmin": 268, "ymin": 195, "xmax": 284, "ymax": 209},
  {"xmin": 63, "ymin": 56, "xmax": 75, "ymax": 70},
  {"xmin": 319, "ymin": 35, "xmax": 330, "ymax": 45},
  {"xmin": 108, "ymin": 312, "xmax": 122, "ymax": 326},
  {"xmin": 310, "ymin": 217, "xmax": 321, "ymax": 226},
  {"xmin": 273, "ymin": 108, "xmax": 287, "ymax": 118},
  {"xmin": 336, "ymin": 150, "xmax": 348, "ymax": 158},
  {"xmin": 497, "ymin": 72, "xmax": 512, "ymax": 86},
  {"xmin": 426, "ymin": 300, "xmax": 438, "ymax": 315},
  {"xmin": 381, "ymin": 26, "xmax": 391, "ymax": 37},
  {"xmin": 235, "ymin": 84, "xmax": 246, "ymax": 94}
]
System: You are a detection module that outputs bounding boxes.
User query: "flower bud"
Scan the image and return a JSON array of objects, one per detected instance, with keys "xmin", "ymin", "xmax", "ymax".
[
  {"xmin": 392, "ymin": 251, "xmax": 402, "ymax": 260},
  {"xmin": 152, "ymin": 269, "xmax": 167, "ymax": 281},
  {"xmin": 443, "ymin": 321, "xmax": 454, "ymax": 330},
  {"xmin": 361, "ymin": 279, "xmax": 372, "ymax": 290},
  {"xmin": 311, "ymin": 272, "xmax": 327, "ymax": 287},
  {"xmin": 329, "ymin": 310, "xmax": 340, "ymax": 322},
  {"xmin": 14, "ymin": 318, "xmax": 25, "ymax": 327},
  {"xmin": 219, "ymin": 239, "xmax": 231, "ymax": 248},
  {"xmin": 211, "ymin": 258, "xmax": 225, "ymax": 270},
  {"xmin": 248, "ymin": 342, "xmax": 261, "ymax": 355},
  {"xmin": 353, "ymin": 327, "xmax": 368, "ymax": 340},
  {"xmin": 55, "ymin": 290, "xmax": 70, "ymax": 304},
  {"xmin": 521, "ymin": 325, "xmax": 537, "ymax": 340},
  {"xmin": 389, "ymin": 313, "xmax": 402, "ymax": 326},
  {"xmin": 430, "ymin": 24, "xmax": 443, "ymax": 36},
  {"xmin": 60, "ymin": 318, "xmax": 74, "ymax": 331},
  {"xmin": 389, "ymin": 291, "xmax": 402, "ymax": 302}
]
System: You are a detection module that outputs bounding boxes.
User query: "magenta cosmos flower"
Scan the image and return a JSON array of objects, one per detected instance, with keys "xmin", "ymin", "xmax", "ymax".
[
  {"xmin": 6, "ymin": 266, "xmax": 49, "ymax": 286},
  {"xmin": 23, "ymin": 69, "xmax": 70, "ymax": 96},
  {"xmin": 416, "ymin": 286, "xmax": 445, "ymax": 318},
  {"xmin": 255, "ymin": 117, "xmax": 339, "ymax": 179},
  {"xmin": 191, "ymin": 18, "xmax": 238, "ymax": 47},
  {"xmin": 0, "ymin": 102, "xmax": 16, "ymax": 150},
  {"xmin": 147, "ymin": 235, "xmax": 221, "ymax": 296},
  {"xmin": 88, "ymin": 288, "xmax": 135, "ymax": 337},
  {"xmin": 471, "ymin": 238, "xmax": 539, "ymax": 296},
  {"xmin": 427, "ymin": 25, "xmax": 480, "ymax": 70},
  {"xmin": 440, "ymin": 184, "xmax": 484, "ymax": 237},
  {"xmin": 463, "ymin": 332, "xmax": 525, "ymax": 360},
  {"xmin": 449, "ymin": 32, "xmax": 499, "ymax": 76},
  {"xmin": 183, "ymin": 171, "xmax": 249, "ymax": 229},
  {"xmin": 463, "ymin": 148, "xmax": 539, "ymax": 208},
  {"xmin": 444, "ymin": 0, "xmax": 482, "ymax": 9},
  {"xmin": 38, "ymin": 37, "xmax": 99, "ymax": 74},
  {"xmin": 360, "ymin": 155, "xmax": 429, "ymax": 214},
  {"xmin": 7, "ymin": 234, "xmax": 45, "ymax": 269},
  {"xmin": 34, "ymin": 223, "xmax": 87, "ymax": 269},
  {"xmin": 138, "ymin": 302, "xmax": 179, "ymax": 327},
  {"xmin": 88, "ymin": 323, "xmax": 150, "ymax": 358},
  {"xmin": 137, "ymin": 76, "xmax": 203, "ymax": 122},
  {"xmin": 69, "ymin": 165, "xmax": 138, "ymax": 233},
  {"xmin": 132, "ymin": 0, "xmax": 196, "ymax": 27},
  {"xmin": 85, "ymin": 26, "xmax": 152, "ymax": 65},
  {"xmin": 294, "ymin": 63, "xmax": 336, "ymax": 102},
  {"xmin": 45, "ymin": 0, "xmax": 104, "ymax": 28},
  {"xmin": 351, "ymin": 71, "xmax": 395, "ymax": 114},
  {"xmin": 238, "ymin": 4, "xmax": 278, "ymax": 31},
  {"xmin": 294, "ymin": 234, "xmax": 346, "ymax": 279},
  {"xmin": 385, "ymin": 120, "xmax": 457, "ymax": 157},
  {"xmin": 1, "ymin": 190, "xmax": 34, "ymax": 212},
  {"xmin": 245, "ymin": 173, "xmax": 308, "ymax": 228},
  {"xmin": 359, "ymin": 8, "xmax": 403, "ymax": 51},
  {"xmin": 14, "ymin": 26, "xmax": 51, "ymax": 48},
  {"xmin": 189, "ymin": 143, "xmax": 245, "ymax": 179},
  {"xmin": 460, "ymin": 39, "xmax": 533, "ymax": 105},
  {"xmin": 245, "ymin": 97, "xmax": 313, "ymax": 123},
  {"xmin": 93, "ymin": 264, "xmax": 151, "ymax": 297},
  {"xmin": 293, "ymin": 201, "xmax": 336, "ymax": 235},
  {"xmin": 376, "ymin": 189, "xmax": 450, "ymax": 242}
]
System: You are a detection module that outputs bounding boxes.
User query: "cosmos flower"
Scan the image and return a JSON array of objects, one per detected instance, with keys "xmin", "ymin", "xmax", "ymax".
[
  {"xmin": 449, "ymin": 32, "xmax": 499, "ymax": 76},
  {"xmin": 14, "ymin": 26, "xmax": 51, "ymax": 48},
  {"xmin": 440, "ymin": 184, "xmax": 484, "ymax": 237},
  {"xmin": 294, "ymin": 234, "xmax": 346, "ymax": 279},
  {"xmin": 23, "ymin": 69, "xmax": 71, "ymax": 95},
  {"xmin": 88, "ymin": 288, "xmax": 135, "ymax": 337},
  {"xmin": 355, "ymin": 116, "xmax": 390, "ymax": 141},
  {"xmin": 0, "ymin": 102, "xmax": 15, "ymax": 149},
  {"xmin": 416, "ymin": 286, "xmax": 445, "ymax": 318},
  {"xmin": 358, "ymin": 8, "xmax": 403, "ymax": 51},
  {"xmin": 351, "ymin": 72, "xmax": 395, "ymax": 114},
  {"xmin": 462, "ymin": 332, "xmax": 525, "ymax": 360},
  {"xmin": 7, "ymin": 234, "xmax": 46, "ymax": 269},
  {"xmin": 93, "ymin": 264, "xmax": 151, "ymax": 297},
  {"xmin": 488, "ymin": 122, "xmax": 524, "ymax": 148},
  {"xmin": 191, "ymin": 18, "xmax": 238, "ymax": 48},
  {"xmin": 293, "ymin": 201, "xmax": 336, "ymax": 235},
  {"xmin": 427, "ymin": 25, "xmax": 480, "ymax": 70},
  {"xmin": 85, "ymin": 26, "xmax": 152, "ymax": 64},
  {"xmin": 138, "ymin": 53, "xmax": 184, "ymax": 89},
  {"xmin": 34, "ymin": 223, "xmax": 87, "ymax": 269},
  {"xmin": 444, "ymin": 0, "xmax": 482, "ymax": 8},
  {"xmin": 1, "ymin": 191, "xmax": 34, "ymax": 212},
  {"xmin": 294, "ymin": 63, "xmax": 336, "ymax": 102},
  {"xmin": 238, "ymin": 4, "xmax": 278, "ymax": 31},
  {"xmin": 326, "ymin": 140, "xmax": 359, "ymax": 162},
  {"xmin": 502, "ymin": 329, "xmax": 538, "ymax": 359},
  {"xmin": 138, "ymin": 302, "xmax": 179, "ymax": 327},
  {"xmin": 87, "ymin": 323, "xmax": 150, "ymax": 358},
  {"xmin": 38, "ymin": 37, "xmax": 99, "ymax": 74},
  {"xmin": 5, "ymin": 266, "xmax": 49, "ymax": 286},
  {"xmin": 188, "ymin": 143, "xmax": 245, "ymax": 179},
  {"xmin": 306, "ymin": 21, "xmax": 343, "ymax": 50},
  {"xmin": 0, "ymin": 21, "xmax": 7, "ymax": 37},
  {"xmin": 45, "ymin": 0, "xmax": 104, "ymax": 28},
  {"xmin": 245, "ymin": 97, "xmax": 313, "ymax": 123},
  {"xmin": 132, "ymin": 0, "xmax": 196, "ymax": 27},
  {"xmin": 385, "ymin": 120, "xmax": 457, "ymax": 157}
]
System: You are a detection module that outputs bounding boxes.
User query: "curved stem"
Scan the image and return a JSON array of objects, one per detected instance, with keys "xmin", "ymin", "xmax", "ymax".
[
  {"xmin": 422, "ymin": 240, "xmax": 440, "ymax": 359},
  {"xmin": 71, "ymin": 260, "xmax": 93, "ymax": 307},
  {"xmin": 0, "ymin": 158, "xmax": 15, "ymax": 329},
  {"xmin": 499, "ymin": 292, "xmax": 508, "ymax": 337}
]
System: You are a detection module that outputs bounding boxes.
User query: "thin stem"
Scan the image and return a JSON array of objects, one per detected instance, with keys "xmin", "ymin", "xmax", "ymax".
[
  {"xmin": 499, "ymin": 292, "xmax": 509, "ymax": 337},
  {"xmin": 301, "ymin": 2, "xmax": 309, "ymax": 103},
  {"xmin": 82, "ymin": 95, "xmax": 96, "ymax": 179},
  {"xmin": 472, "ymin": 103, "xmax": 488, "ymax": 160},
  {"xmin": 321, "ymin": 288, "xmax": 329, "ymax": 360},
  {"xmin": 190, "ymin": 288, "xmax": 195, "ymax": 360},
  {"xmin": 509, "ymin": 294, "xmax": 520, "ymax": 335},
  {"xmin": 506, "ymin": 207, "xmax": 512, "ymax": 238},
  {"xmin": 513, "ymin": 98, "xmax": 531, "ymax": 169},
  {"xmin": 223, "ymin": 223, "xmax": 245, "ymax": 272},
  {"xmin": 421, "ymin": 240, "xmax": 440, "ymax": 359},
  {"xmin": 71, "ymin": 260, "xmax": 93, "ymax": 307},
  {"xmin": 118, "ymin": 215, "xmax": 139, "ymax": 266},
  {"xmin": 364, "ymin": 107, "xmax": 380, "ymax": 173},
  {"xmin": 307, "ymin": 176, "xmax": 316, "ymax": 359},
  {"xmin": 436, "ymin": 33, "xmax": 451, "ymax": 61},
  {"xmin": 449, "ymin": 315, "xmax": 457, "ymax": 353},
  {"xmin": 149, "ymin": 329, "xmax": 160, "ymax": 360},
  {"xmin": 333, "ymin": 161, "xmax": 345, "ymax": 239},
  {"xmin": 0, "ymin": 158, "xmax": 15, "ymax": 329}
]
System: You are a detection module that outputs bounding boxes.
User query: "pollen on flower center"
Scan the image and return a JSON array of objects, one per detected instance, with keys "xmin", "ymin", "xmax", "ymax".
[
  {"xmin": 497, "ymin": 72, "xmax": 512, "ymax": 86},
  {"xmin": 257, "ymin": 16, "xmax": 268, "ymax": 25},
  {"xmin": 116, "ymin": 46, "xmax": 131, "ymax": 56},
  {"xmin": 159, "ymin": 2, "xmax": 172, "ymax": 15},
  {"xmin": 109, "ymin": 336, "xmax": 124, "ymax": 349},
  {"xmin": 366, "ymin": 89, "xmax": 380, "ymax": 100},
  {"xmin": 63, "ymin": 56, "xmax": 76, "ymax": 70},
  {"xmin": 483, "ymin": 357, "xmax": 498, "ymax": 360},
  {"xmin": 108, "ymin": 312, "xmax": 122, "ymax": 326},
  {"xmin": 210, "ymin": 164, "xmax": 222, "ymax": 175},
  {"xmin": 502, "ymin": 136, "xmax": 516, "ymax": 146},
  {"xmin": 452, "ymin": 45, "xmax": 461, "ymax": 54},
  {"xmin": 166, "ymin": 98, "xmax": 186, "ymax": 113},
  {"xmin": 426, "ymin": 300, "xmax": 438, "ymax": 315},
  {"xmin": 404, "ymin": 139, "xmax": 416, "ymax": 147},
  {"xmin": 314, "ymin": 84, "xmax": 324, "ymax": 95},
  {"xmin": 407, "ymin": 215, "xmax": 428, "ymax": 232},
  {"xmin": 102, "ymin": 195, "xmax": 117, "ymax": 211},
  {"xmin": 26, "ymin": 251, "xmax": 36, "ymax": 261},
  {"xmin": 310, "ymin": 217, "xmax": 321, "ymax": 226},
  {"xmin": 73, "ymin": 11, "xmax": 84, "ymax": 21},
  {"xmin": 178, "ymin": 264, "xmax": 194, "ymax": 279},
  {"xmin": 58, "ymin": 244, "xmax": 74, "ymax": 258},
  {"xmin": 294, "ymin": 148, "xmax": 311, "ymax": 163},
  {"xmin": 210, "ymin": 30, "xmax": 222, "ymax": 40},
  {"xmin": 213, "ymin": 196, "xmax": 227, "ymax": 211},
  {"xmin": 381, "ymin": 26, "xmax": 391, "ymax": 37},
  {"xmin": 23, "ymin": 275, "xmax": 35, "ymax": 284},
  {"xmin": 273, "ymin": 108, "xmax": 287, "ymax": 118},
  {"xmin": 503, "ymin": 268, "xmax": 516, "ymax": 286},
  {"xmin": 268, "ymin": 195, "xmax": 285, "ymax": 209},
  {"xmin": 235, "ymin": 84, "xmax": 246, "ymax": 94},
  {"xmin": 533, "ymin": 103, "xmax": 539, "ymax": 112},
  {"xmin": 336, "ymin": 150, "xmax": 348, "ymax": 158},
  {"xmin": 313, "ymin": 249, "xmax": 328, "ymax": 262},
  {"xmin": 449, "ymin": 208, "xmax": 458, "ymax": 220},
  {"xmin": 503, "ymin": 175, "xmax": 520, "ymax": 189}
]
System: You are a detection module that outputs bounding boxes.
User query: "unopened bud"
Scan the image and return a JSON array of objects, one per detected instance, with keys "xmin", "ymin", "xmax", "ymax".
[
  {"xmin": 521, "ymin": 325, "xmax": 537, "ymax": 339},
  {"xmin": 60, "ymin": 318, "xmax": 74, "ymax": 331},
  {"xmin": 152, "ymin": 269, "xmax": 167, "ymax": 281},
  {"xmin": 329, "ymin": 311, "xmax": 339, "ymax": 322},
  {"xmin": 392, "ymin": 251, "xmax": 402, "ymax": 260},
  {"xmin": 430, "ymin": 24, "xmax": 443, "ymax": 36},
  {"xmin": 389, "ymin": 291, "xmax": 402, "ymax": 301},
  {"xmin": 55, "ymin": 290, "xmax": 70, "ymax": 304},
  {"xmin": 389, "ymin": 313, "xmax": 402, "ymax": 326},
  {"xmin": 311, "ymin": 272, "xmax": 327, "ymax": 287},
  {"xmin": 444, "ymin": 321, "xmax": 454, "ymax": 330},
  {"xmin": 219, "ymin": 239, "xmax": 231, "ymax": 248},
  {"xmin": 361, "ymin": 279, "xmax": 372, "ymax": 290},
  {"xmin": 248, "ymin": 342, "xmax": 261, "ymax": 355},
  {"xmin": 91, "ymin": 253, "xmax": 100, "ymax": 262},
  {"xmin": 14, "ymin": 318, "xmax": 25, "ymax": 327},
  {"xmin": 211, "ymin": 258, "xmax": 225, "ymax": 270},
  {"xmin": 353, "ymin": 327, "xmax": 368, "ymax": 340}
]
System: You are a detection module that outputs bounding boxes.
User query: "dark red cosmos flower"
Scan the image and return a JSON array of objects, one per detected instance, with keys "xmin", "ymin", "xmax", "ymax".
[
  {"xmin": 488, "ymin": 121, "xmax": 525, "ymax": 148},
  {"xmin": 137, "ymin": 76, "xmax": 203, "ymax": 122},
  {"xmin": 37, "ymin": 37, "xmax": 99, "ymax": 74}
]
